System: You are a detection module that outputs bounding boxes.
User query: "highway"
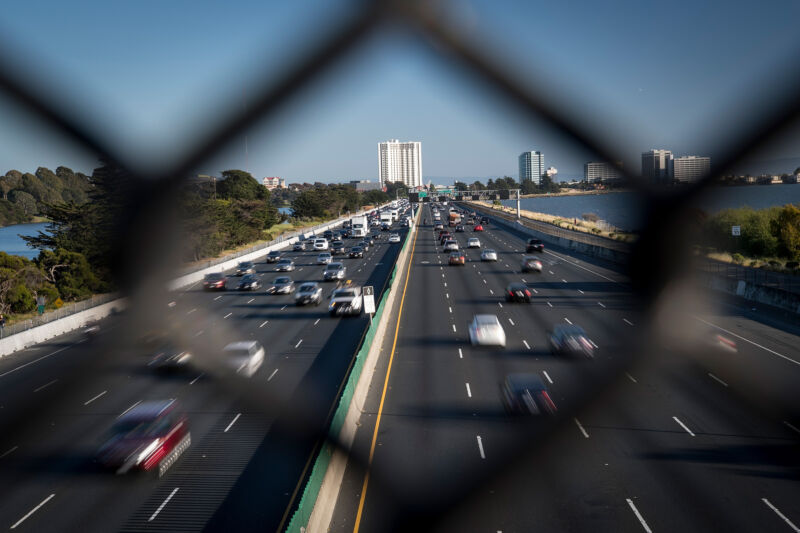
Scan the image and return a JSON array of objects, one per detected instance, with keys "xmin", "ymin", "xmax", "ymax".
[
  {"xmin": 0, "ymin": 221, "xmax": 409, "ymax": 533},
  {"xmin": 331, "ymin": 203, "xmax": 800, "ymax": 533}
]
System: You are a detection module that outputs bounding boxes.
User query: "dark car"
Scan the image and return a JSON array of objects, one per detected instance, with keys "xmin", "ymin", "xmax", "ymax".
[
  {"xmin": 331, "ymin": 241, "xmax": 345, "ymax": 255},
  {"xmin": 235, "ymin": 261, "xmax": 255, "ymax": 276},
  {"xmin": 549, "ymin": 324, "xmax": 595, "ymax": 358},
  {"xmin": 526, "ymin": 238, "xmax": 545, "ymax": 253},
  {"xmin": 349, "ymin": 246, "xmax": 364, "ymax": 258},
  {"xmin": 148, "ymin": 343, "xmax": 192, "ymax": 371},
  {"xmin": 364, "ymin": 235, "xmax": 375, "ymax": 245},
  {"xmin": 449, "ymin": 251, "xmax": 466, "ymax": 265},
  {"xmin": 323, "ymin": 230, "xmax": 334, "ymax": 240},
  {"xmin": 455, "ymin": 224, "xmax": 465, "ymax": 232},
  {"xmin": 237, "ymin": 274, "xmax": 261, "ymax": 291},
  {"xmin": 439, "ymin": 233, "xmax": 452, "ymax": 245},
  {"xmin": 501, "ymin": 374, "xmax": 557, "ymax": 416},
  {"xmin": 481, "ymin": 216, "xmax": 489, "ymax": 224},
  {"xmin": 505, "ymin": 282, "xmax": 532, "ymax": 303},
  {"xmin": 203, "ymin": 273, "xmax": 226, "ymax": 291},
  {"xmin": 370, "ymin": 233, "xmax": 381, "ymax": 242},
  {"xmin": 265, "ymin": 250, "xmax": 282, "ymax": 263},
  {"xmin": 358, "ymin": 240, "xmax": 370, "ymax": 251},
  {"xmin": 96, "ymin": 399, "xmax": 191, "ymax": 476},
  {"xmin": 381, "ymin": 223, "xmax": 391, "ymax": 231}
]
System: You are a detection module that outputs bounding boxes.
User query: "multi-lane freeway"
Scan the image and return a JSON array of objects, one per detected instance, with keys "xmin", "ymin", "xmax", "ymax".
[
  {"xmin": 330, "ymin": 203, "xmax": 800, "ymax": 533},
  {"xmin": 0, "ymin": 221, "xmax": 409, "ymax": 533}
]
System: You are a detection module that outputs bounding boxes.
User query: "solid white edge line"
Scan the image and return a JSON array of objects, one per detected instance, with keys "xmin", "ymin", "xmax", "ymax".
[
  {"xmin": 695, "ymin": 317, "xmax": 800, "ymax": 367},
  {"xmin": 542, "ymin": 371, "xmax": 553, "ymax": 384},
  {"xmin": 83, "ymin": 390, "xmax": 107, "ymax": 406},
  {"xmin": 458, "ymin": 348, "xmax": 463, "ymax": 359},
  {"xmin": 0, "ymin": 345, "xmax": 71, "ymax": 379},
  {"xmin": 268, "ymin": 368, "xmax": 279, "ymax": 381},
  {"xmin": 625, "ymin": 499, "xmax": 653, "ymax": 533},
  {"xmin": 672, "ymin": 416, "xmax": 696, "ymax": 436},
  {"xmin": 118, "ymin": 400, "xmax": 142, "ymax": 418},
  {"xmin": 224, "ymin": 413, "xmax": 241, "ymax": 433},
  {"xmin": 762, "ymin": 498, "xmax": 800, "ymax": 532},
  {"xmin": 476, "ymin": 435, "xmax": 485, "ymax": 459},
  {"xmin": 544, "ymin": 249, "xmax": 622, "ymax": 284},
  {"xmin": 574, "ymin": 418, "xmax": 589, "ymax": 438},
  {"xmin": 10, "ymin": 493, "xmax": 55, "ymax": 529},
  {"xmin": 707, "ymin": 372, "xmax": 729, "ymax": 387},
  {"xmin": 148, "ymin": 488, "xmax": 179, "ymax": 522},
  {"xmin": 465, "ymin": 383, "xmax": 472, "ymax": 398}
]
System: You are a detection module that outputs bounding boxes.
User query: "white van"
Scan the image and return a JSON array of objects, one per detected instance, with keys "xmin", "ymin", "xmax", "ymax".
[{"xmin": 313, "ymin": 238, "xmax": 329, "ymax": 251}]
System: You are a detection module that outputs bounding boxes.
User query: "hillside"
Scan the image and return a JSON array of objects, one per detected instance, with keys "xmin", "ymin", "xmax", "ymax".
[{"xmin": 0, "ymin": 166, "xmax": 92, "ymax": 226}]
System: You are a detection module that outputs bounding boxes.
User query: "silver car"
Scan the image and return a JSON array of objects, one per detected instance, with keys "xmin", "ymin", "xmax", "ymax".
[
  {"xmin": 467, "ymin": 238, "xmax": 481, "ymax": 248},
  {"xmin": 276, "ymin": 258, "xmax": 295, "ymax": 272},
  {"xmin": 468, "ymin": 315, "xmax": 506, "ymax": 348},
  {"xmin": 480, "ymin": 249, "xmax": 498, "ymax": 261},
  {"xmin": 223, "ymin": 341, "xmax": 264, "ymax": 378},
  {"xmin": 443, "ymin": 240, "xmax": 458, "ymax": 252},
  {"xmin": 295, "ymin": 282, "xmax": 323, "ymax": 306},
  {"xmin": 267, "ymin": 276, "xmax": 295, "ymax": 294},
  {"xmin": 323, "ymin": 262, "xmax": 346, "ymax": 281},
  {"xmin": 317, "ymin": 253, "xmax": 332, "ymax": 265}
]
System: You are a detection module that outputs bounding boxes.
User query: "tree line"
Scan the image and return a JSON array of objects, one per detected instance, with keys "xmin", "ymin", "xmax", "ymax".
[
  {"xmin": 0, "ymin": 167, "xmax": 92, "ymax": 226},
  {"xmin": 453, "ymin": 175, "xmax": 561, "ymax": 194}
]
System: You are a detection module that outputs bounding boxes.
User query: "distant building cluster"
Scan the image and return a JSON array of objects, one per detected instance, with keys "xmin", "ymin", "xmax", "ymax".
[
  {"xmin": 584, "ymin": 161, "xmax": 623, "ymax": 183},
  {"xmin": 349, "ymin": 180, "xmax": 382, "ymax": 192},
  {"xmin": 378, "ymin": 140, "xmax": 422, "ymax": 189},
  {"xmin": 640, "ymin": 149, "xmax": 711, "ymax": 184},
  {"xmin": 262, "ymin": 176, "xmax": 286, "ymax": 189}
]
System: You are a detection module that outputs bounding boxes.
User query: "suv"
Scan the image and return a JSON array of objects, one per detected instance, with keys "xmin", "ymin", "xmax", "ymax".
[
  {"xmin": 203, "ymin": 272, "xmax": 226, "ymax": 291},
  {"xmin": 323, "ymin": 262, "xmax": 346, "ymax": 281},
  {"xmin": 235, "ymin": 261, "xmax": 255, "ymax": 276},
  {"xmin": 331, "ymin": 241, "xmax": 345, "ymax": 255},
  {"xmin": 314, "ymin": 238, "xmax": 329, "ymax": 251},
  {"xmin": 328, "ymin": 286, "xmax": 363, "ymax": 316},
  {"xmin": 265, "ymin": 251, "xmax": 282, "ymax": 263},
  {"xmin": 526, "ymin": 238, "xmax": 544, "ymax": 253},
  {"xmin": 223, "ymin": 341, "xmax": 265, "ymax": 377}
]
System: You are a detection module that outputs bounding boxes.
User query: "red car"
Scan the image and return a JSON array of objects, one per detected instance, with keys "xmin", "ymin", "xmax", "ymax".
[
  {"xmin": 97, "ymin": 399, "xmax": 191, "ymax": 477},
  {"xmin": 449, "ymin": 251, "xmax": 466, "ymax": 265},
  {"xmin": 473, "ymin": 224, "xmax": 484, "ymax": 232},
  {"xmin": 203, "ymin": 272, "xmax": 226, "ymax": 291}
]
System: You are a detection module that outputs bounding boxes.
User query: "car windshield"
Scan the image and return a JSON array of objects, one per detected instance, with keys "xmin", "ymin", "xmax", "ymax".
[
  {"xmin": 352, "ymin": 247, "xmax": 362, "ymax": 251},
  {"xmin": 239, "ymin": 262, "xmax": 252, "ymax": 268},
  {"xmin": 278, "ymin": 259, "xmax": 291, "ymax": 264},
  {"xmin": 205, "ymin": 273, "xmax": 223, "ymax": 280},
  {"xmin": 298, "ymin": 284, "xmax": 317, "ymax": 292},
  {"xmin": 241, "ymin": 275, "xmax": 256, "ymax": 282},
  {"xmin": 334, "ymin": 290, "xmax": 356, "ymax": 298},
  {"xmin": 112, "ymin": 416, "xmax": 172, "ymax": 438},
  {"xmin": 268, "ymin": 252, "xmax": 280, "ymax": 256},
  {"xmin": 274, "ymin": 277, "xmax": 291, "ymax": 284},
  {"xmin": 475, "ymin": 315, "xmax": 500, "ymax": 326},
  {"xmin": 508, "ymin": 283, "xmax": 527, "ymax": 291},
  {"xmin": 327, "ymin": 264, "xmax": 343, "ymax": 271}
]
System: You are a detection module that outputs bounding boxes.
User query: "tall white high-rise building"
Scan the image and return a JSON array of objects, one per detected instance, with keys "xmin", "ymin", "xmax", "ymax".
[
  {"xmin": 519, "ymin": 151, "xmax": 545, "ymax": 185},
  {"xmin": 584, "ymin": 161, "xmax": 623, "ymax": 183},
  {"xmin": 642, "ymin": 149, "xmax": 674, "ymax": 183},
  {"xmin": 674, "ymin": 156, "xmax": 710, "ymax": 183},
  {"xmin": 378, "ymin": 140, "xmax": 422, "ymax": 189}
]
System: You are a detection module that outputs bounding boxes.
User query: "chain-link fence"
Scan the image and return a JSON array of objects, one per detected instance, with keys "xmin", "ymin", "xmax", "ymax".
[{"xmin": 0, "ymin": 293, "xmax": 118, "ymax": 338}]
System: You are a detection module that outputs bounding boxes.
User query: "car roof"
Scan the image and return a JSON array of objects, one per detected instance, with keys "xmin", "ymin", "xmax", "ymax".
[
  {"xmin": 224, "ymin": 341, "xmax": 261, "ymax": 351},
  {"xmin": 205, "ymin": 272, "xmax": 224, "ymax": 278},
  {"xmin": 274, "ymin": 276, "xmax": 292, "ymax": 283},
  {"xmin": 506, "ymin": 373, "xmax": 547, "ymax": 392},
  {"xmin": 119, "ymin": 399, "xmax": 176, "ymax": 421},
  {"xmin": 554, "ymin": 324, "xmax": 586, "ymax": 335},
  {"xmin": 298, "ymin": 282, "xmax": 319, "ymax": 290},
  {"xmin": 268, "ymin": 250, "xmax": 281, "ymax": 254},
  {"xmin": 473, "ymin": 314, "xmax": 500, "ymax": 325},
  {"xmin": 507, "ymin": 282, "xmax": 527, "ymax": 290}
]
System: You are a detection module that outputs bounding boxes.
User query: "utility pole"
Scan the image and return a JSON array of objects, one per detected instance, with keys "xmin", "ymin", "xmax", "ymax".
[{"xmin": 516, "ymin": 188, "xmax": 521, "ymax": 219}]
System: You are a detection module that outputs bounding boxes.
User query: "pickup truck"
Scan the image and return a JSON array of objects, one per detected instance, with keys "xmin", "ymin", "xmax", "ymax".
[{"xmin": 328, "ymin": 286, "xmax": 362, "ymax": 317}]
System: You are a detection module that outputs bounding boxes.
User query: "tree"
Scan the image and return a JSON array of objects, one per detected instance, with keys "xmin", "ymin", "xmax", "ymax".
[
  {"xmin": 521, "ymin": 180, "xmax": 538, "ymax": 195},
  {"xmin": 470, "ymin": 180, "xmax": 485, "ymax": 191},
  {"xmin": 454, "ymin": 181, "xmax": 468, "ymax": 192},
  {"xmin": 8, "ymin": 190, "xmax": 37, "ymax": 215},
  {"xmin": 217, "ymin": 170, "xmax": 266, "ymax": 201},
  {"xmin": 486, "ymin": 178, "xmax": 496, "ymax": 190},
  {"xmin": 772, "ymin": 204, "xmax": 800, "ymax": 260}
]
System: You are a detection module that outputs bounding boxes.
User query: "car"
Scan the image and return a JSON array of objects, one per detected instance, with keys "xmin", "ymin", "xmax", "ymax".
[
  {"xmin": 148, "ymin": 343, "xmax": 192, "ymax": 371},
  {"xmin": 224, "ymin": 341, "xmax": 265, "ymax": 377},
  {"xmin": 323, "ymin": 262, "xmax": 346, "ymax": 281},
  {"xmin": 526, "ymin": 238, "xmax": 544, "ymax": 252},
  {"xmin": 481, "ymin": 249, "xmax": 498, "ymax": 261},
  {"xmin": 317, "ymin": 252, "xmax": 332, "ymax": 265},
  {"xmin": 449, "ymin": 251, "xmax": 466, "ymax": 265},
  {"xmin": 481, "ymin": 216, "xmax": 489, "ymax": 224},
  {"xmin": 358, "ymin": 240, "xmax": 370, "ymax": 251},
  {"xmin": 235, "ymin": 261, "xmax": 255, "ymax": 276},
  {"xmin": 473, "ymin": 224, "xmax": 484, "ymax": 232},
  {"xmin": 275, "ymin": 258, "xmax": 295, "ymax": 272},
  {"xmin": 349, "ymin": 246, "xmax": 364, "ymax": 258},
  {"xmin": 331, "ymin": 241, "xmax": 345, "ymax": 255},
  {"xmin": 381, "ymin": 223, "xmax": 391, "ymax": 231},
  {"xmin": 323, "ymin": 230, "xmax": 334, "ymax": 240},
  {"xmin": 468, "ymin": 314, "xmax": 506, "ymax": 347},
  {"xmin": 295, "ymin": 282, "xmax": 323, "ymax": 306},
  {"xmin": 467, "ymin": 238, "xmax": 481, "ymax": 248},
  {"xmin": 549, "ymin": 324, "xmax": 595, "ymax": 358},
  {"xmin": 438, "ymin": 232, "xmax": 452, "ymax": 245},
  {"xmin": 443, "ymin": 240, "xmax": 458, "ymax": 252},
  {"xmin": 505, "ymin": 282, "xmax": 532, "ymax": 303},
  {"xmin": 501, "ymin": 373, "xmax": 557, "ymax": 416},
  {"xmin": 434, "ymin": 223, "xmax": 444, "ymax": 230},
  {"xmin": 328, "ymin": 286, "xmax": 363, "ymax": 316},
  {"xmin": 293, "ymin": 242, "xmax": 304, "ymax": 251},
  {"xmin": 237, "ymin": 274, "xmax": 261, "ymax": 291},
  {"xmin": 267, "ymin": 276, "xmax": 295, "ymax": 294},
  {"xmin": 265, "ymin": 251, "xmax": 282, "ymax": 263},
  {"xmin": 314, "ymin": 238, "xmax": 329, "ymax": 251},
  {"xmin": 454, "ymin": 224, "xmax": 465, "ymax": 232},
  {"xmin": 370, "ymin": 232, "xmax": 381, "ymax": 242},
  {"xmin": 364, "ymin": 235, "xmax": 375, "ymax": 245},
  {"xmin": 521, "ymin": 256, "xmax": 543, "ymax": 272},
  {"xmin": 96, "ymin": 399, "xmax": 191, "ymax": 476},
  {"xmin": 389, "ymin": 233, "xmax": 401, "ymax": 243},
  {"xmin": 203, "ymin": 272, "xmax": 226, "ymax": 291}
]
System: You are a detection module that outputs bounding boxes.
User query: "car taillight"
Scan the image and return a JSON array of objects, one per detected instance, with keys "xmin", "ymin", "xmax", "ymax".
[
  {"xmin": 524, "ymin": 290, "xmax": 531, "ymax": 296},
  {"xmin": 539, "ymin": 391, "xmax": 557, "ymax": 413}
]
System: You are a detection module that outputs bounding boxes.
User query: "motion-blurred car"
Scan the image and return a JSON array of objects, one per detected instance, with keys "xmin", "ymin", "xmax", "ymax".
[
  {"xmin": 349, "ymin": 246, "xmax": 364, "ymax": 258},
  {"xmin": 328, "ymin": 286, "xmax": 363, "ymax": 316},
  {"xmin": 317, "ymin": 252, "xmax": 332, "ymax": 265},
  {"xmin": 358, "ymin": 240, "xmax": 370, "ymax": 251},
  {"xmin": 473, "ymin": 224, "xmax": 484, "ymax": 232},
  {"xmin": 237, "ymin": 274, "xmax": 261, "ymax": 291},
  {"xmin": 267, "ymin": 276, "xmax": 295, "ymax": 294},
  {"xmin": 235, "ymin": 261, "xmax": 255, "ymax": 276},
  {"xmin": 505, "ymin": 282, "xmax": 532, "ymax": 303},
  {"xmin": 455, "ymin": 224, "xmax": 465, "ymax": 232},
  {"xmin": 501, "ymin": 374, "xmax": 557, "ymax": 416},
  {"xmin": 276, "ymin": 258, "xmax": 295, "ymax": 272},
  {"xmin": 389, "ymin": 233, "xmax": 401, "ymax": 243},
  {"xmin": 96, "ymin": 399, "xmax": 190, "ymax": 476},
  {"xmin": 295, "ymin": 282, "xmax": 323, "ymax": 306},
  {"xmin": 323, "ymin": 262, "xmax": 346, "ymax": 281},
  {"xmin": 481, "ymin": 249, "xmax": 498, "ymax": 261},
  {"xmin": 481, "ymin": 216, "xmax": 489, "ymax": 224},
  {"xmin": 148, "ymin": 344, "xmax": 192, "ymax": 371},
  {"xmin": 364, "ymin": 235, "xmax": 375, "ymax": 245},
  {"xmin": 370, "ymin": 232, "xmax": 381, "ymax": 242},
  {"xmin": 449, "ymin": 251, "xmax": 466, "ymax": 265},
  {"xmin": 331, "ymin": 240, "xmax": 345, "ymax": 255},
  {"xmin": 266, "ymin": 251, "xmax": 282, "ymax": 263},
  {"xmin": 521, "ymin": 256, "xmax": 543, "ymax": 272},
  {"xmin": 443, "ymin": 240, "xmax": 458, "ymax": 251},
  {"xmin": 293, "ymin": 242, "xmax": 304, "ymax": 251},
  {"xmin": 434, "ymin": 223, "xmax": 444, "ymax": 230},
  {"xmin": 381, "ymin": 223, "xmax": 391, "ymax": 231},
  {"xmin": 468, "ymin": 314, "xmax": 506, "ymax": 347},
  {"xmin": 526, "ymin": 238, "xmax": 545, "ymax": 252},
  {"xmin": 313, "ymin": 238, "xmax": 329, "ymax": 251},
  {"xmin": 224, "ymin": 341, "xmax": 265, "ymax": 377},
  {"xmin": 203, "ymin": 273, "xmax": 226, "ymax": 291},
  {"xmin": 467, "ymin": 237, "xmax": 481, "ymax": 248},
  {"xmin": 549, "ymin": 324, "xmax": 595, "ymax": 358}
]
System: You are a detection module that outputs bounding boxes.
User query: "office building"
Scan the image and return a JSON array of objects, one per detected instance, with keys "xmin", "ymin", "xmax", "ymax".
[
  {"xmin": 378, "ymin": 140, "xmax": 422, "ymax": 188},
  {"xmin": 642, "ymin": 149, "xmax": 674, "ymax": 184},
  {"xmin": 349, "ymin": 180, "xmax": 382, "ymax": 192},
  {"xmin": 673, "ymin": 156, "xmax": 711, "ymax": 183},
  {"xmin": 584, "ymin": 161, "xmax": 623, "ymax": 183},
  {"xmin": 519, "ymin": 151, "xmax": 545, "ymax": 185}
]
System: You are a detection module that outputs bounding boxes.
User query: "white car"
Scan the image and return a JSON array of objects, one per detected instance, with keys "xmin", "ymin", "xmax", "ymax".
[
  {"xmin": 468, "ymin": 315, "xmax": 506, "ymax": 348},
  {"xmin": 317, "ymin": 253, "xmax": 332, "ymax": 265},
  {"xmin": 223, "ymin": 341, "xmax": 265, "ymax": 377},
  {"xmin": 467, "ymin": 238, "xmax": 481, "ymax": 248},
  {"xmin": 388, "ymin": 233, "xmax": 401, "ymax": 243},
  {"xmin": 480, "ymin": 249, "xmax": 498, "ymax": 261},
  {"xmin": 443, "ymin": 240, "xmax": 458, "ymax": 252},
  {"xmin": 313, "ymin": 238, "xmax": 329, "ymax": 251}
]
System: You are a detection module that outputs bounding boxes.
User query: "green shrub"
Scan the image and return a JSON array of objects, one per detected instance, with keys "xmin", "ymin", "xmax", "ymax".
[{"xmin": 731, "ymin": 253, "xmax": 745, "ymax": 264}]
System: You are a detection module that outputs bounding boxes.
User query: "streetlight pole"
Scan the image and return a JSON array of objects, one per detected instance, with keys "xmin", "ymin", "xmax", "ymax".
[{"xmin": 516, "ymin": 188, "xmax": 521, "ymax": 219}]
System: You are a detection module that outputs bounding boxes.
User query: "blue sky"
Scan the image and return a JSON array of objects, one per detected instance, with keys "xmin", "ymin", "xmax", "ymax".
[{"xmin": 2, "ymin": 0, "xmax": 800, "ymax": 183}]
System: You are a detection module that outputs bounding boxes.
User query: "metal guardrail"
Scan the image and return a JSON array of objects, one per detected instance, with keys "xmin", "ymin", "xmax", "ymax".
[
  {"xmin": 696, "ymin": 257, "xmax": 800, "ymax": 295},
  {"xmin": 0, "ymin": 293, "xmax": 118, "ymax": 338}
]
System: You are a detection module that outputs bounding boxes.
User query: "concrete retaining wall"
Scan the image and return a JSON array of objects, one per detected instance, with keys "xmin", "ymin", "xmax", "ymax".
[{"xmin": 707, "ymin": 275, "xmax": 800, "ymax": 314}]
